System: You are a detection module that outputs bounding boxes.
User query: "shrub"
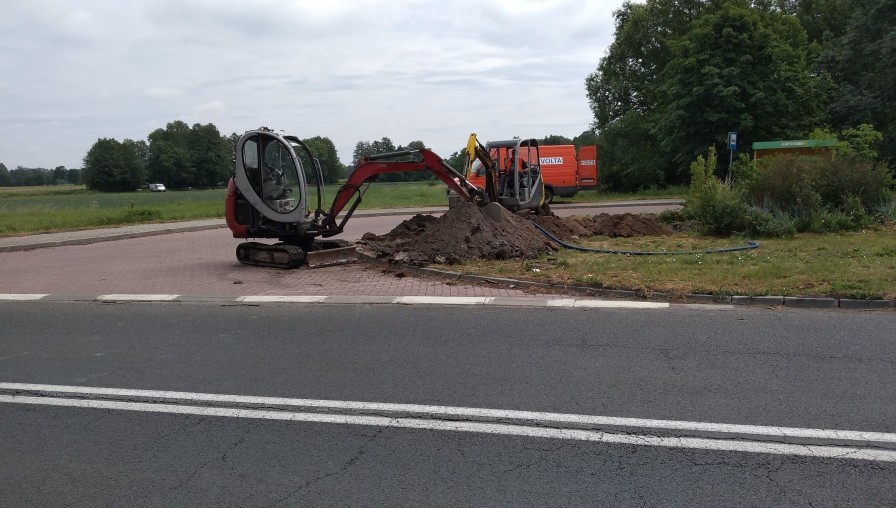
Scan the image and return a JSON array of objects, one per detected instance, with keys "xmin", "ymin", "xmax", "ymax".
[
  {"xmin": 743, "ymin": 155, "xmax": 893, "ymax": 213},
  {"xmin": 744, "ymin": 207, "xmax": 796, "ymax": 238},
  {"xmin": 681, "ymin": 145, "xmax": 896, "ymax": 237},
  {"xmin": 682, "ymin": 147, "xmax": 752, "ymax": 235},
  {"xmin": 871, "ymin": 193, "xmax": 896, "ymax": 222}
]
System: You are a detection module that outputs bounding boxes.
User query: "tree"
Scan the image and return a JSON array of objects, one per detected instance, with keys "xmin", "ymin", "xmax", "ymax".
[
  {"xmin": 761, "ymin": 0, "xmax": 856, "ymax": 47},
  {"xmin": 572, "ymin": 130, "xmax": 599, "ymax": 148},
  {"xmin": 585, "ymin": 0, "xmax": 706, "ymax": 131},
  {"xmin": 539, "ymin": 135, "xmax": 573, "ymax": 145},
  {"xmin": 65, "ymin": 168, "xmax": 81, "ymax": 185},
  {"xmin": 146, "ymin": 140, "xmax": 191, "ymax": 188},
  {"xmin": 352, "ymin": 137, "xmax": 397, "ymax": 163},
  {"xmin": 82, "ymin": 138, "xmax": 144, "ymax": 192},
  {"xmin": 391, "ymin": 140, "xmax": 433, "ymax": 182},
  {"xmin": 0, "ymin": 163, "xmax": 11, "ymax": 186},
  {"xmin": 301, "ymin": 136, "xmax": 346, "ymax": 184},
  {"xmin": 596, "ymin": 115, "xmax": 667, "ymax": 191},
  {"xmin": 228, "ymin": 132, "xmax": 241, "ymax": 161},
  {"xmin": 147, "ymin": 121, "xmax": 194, "ymax": 188},
  {"xmin": 585, "ymin": 0, "xmax": 707, "ymax": 190},
  {"xmin": 187, "ymin": 123, "xmax": 232, "ymax": 187},
  {"xmin": 654, "ymin": 0, "xmax": 822, "ymax": 177},
  {"xmin": 351, "ymin": 137, "xmax": 413, "ymax": 182},
  {"xmin": 52, "ymin": 166, "xmax": 67, "ymax": 184},
  {"xmin": 444, "ymin": 149, "xmax": 467, "ymax": 173},
  {"xmin": 820, "ymin": 0, "xmax": 896, "ymax": 167}
]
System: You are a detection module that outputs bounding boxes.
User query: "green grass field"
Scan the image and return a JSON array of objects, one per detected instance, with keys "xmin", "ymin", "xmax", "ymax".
[
  {"xmin": 0, "ymin": 186, "xmax": 224, "ymax": 236},
  {"xmin": 0, "ymin": 183, "xmax": 683, "ymax": 236}
]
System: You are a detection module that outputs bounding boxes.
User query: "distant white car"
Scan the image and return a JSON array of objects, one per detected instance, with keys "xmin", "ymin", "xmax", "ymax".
[{"xmin": 149, "ymin": 183, "xmax": 166, "ymax": 192}]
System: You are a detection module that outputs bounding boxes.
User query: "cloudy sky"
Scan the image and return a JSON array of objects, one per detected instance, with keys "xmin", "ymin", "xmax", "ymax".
[{"xmin": 1, "ymin": 0, "xmax": 630, "ymax": 170}]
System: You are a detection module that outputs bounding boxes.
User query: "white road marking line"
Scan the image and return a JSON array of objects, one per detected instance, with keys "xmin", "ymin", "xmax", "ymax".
[
  {"xmin": 237, "ymin": 295, "xmax": 327, "ymax": 303},
  {"xmin": 547, "ymin": 298, "xmax": 670, "ymax": 309},
  {"xmin": 2, "ymin": 394, "xmax": 894, "ymax": 462},
  {"xmin": 97, "ymin": 294, "xmax": 179, "ymax": 301},
  {"xmin": 2, "ymin": 383, "xmax": 894, "ymax": 450},
  {"xmin": 547, "ymin": 299, "xmax": 669, "ymax": 308},
  {"xmin": 574, "ymin": 300, "xmax": 669, "ymax": 309},
  {"xmin": 395, "ymin": 296, "xmax": 495, "ymax": 305},
  {"xmin": 0, "ymin": 294, "xmax": 49, "ymax": 301},
  {"xmin": 546, "ymin": 299, "xmax": 577, "ymax": 307}
]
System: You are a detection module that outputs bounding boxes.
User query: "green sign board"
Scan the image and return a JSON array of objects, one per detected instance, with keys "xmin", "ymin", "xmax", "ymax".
[{"xmin": 752, "ymin": 139, "xmax": 838, "ymax": 150}]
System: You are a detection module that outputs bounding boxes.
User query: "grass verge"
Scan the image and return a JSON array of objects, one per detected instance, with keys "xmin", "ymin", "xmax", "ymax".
[{"xmin": 433, "ymin": 225, "xmax": 896, "ymax": 300}]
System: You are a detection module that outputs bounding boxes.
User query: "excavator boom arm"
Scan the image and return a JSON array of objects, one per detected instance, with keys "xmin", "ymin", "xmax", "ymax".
[
  {"xmin": 318, "ymin": 148, "xmax": 484, "ymax": 236},
  {"xmin": 463, "ymin": 133, "xmax": 499, "ymax": 203}
]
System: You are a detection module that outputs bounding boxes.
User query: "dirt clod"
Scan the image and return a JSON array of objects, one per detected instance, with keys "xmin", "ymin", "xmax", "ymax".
[{"xmin": 356, "ymin": 203, "xmax": 673, "ymax": 266}]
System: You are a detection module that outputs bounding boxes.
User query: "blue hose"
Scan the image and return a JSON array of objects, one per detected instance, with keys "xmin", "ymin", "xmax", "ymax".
[{"xmin": 530, "ymin": 221, "xmax": 760, "ymax": 256}]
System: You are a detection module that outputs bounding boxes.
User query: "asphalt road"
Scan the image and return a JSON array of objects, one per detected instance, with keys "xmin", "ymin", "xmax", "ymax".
[{"xmin": 1, "ymin": 301, "xmax": 894, "ymax": 507}]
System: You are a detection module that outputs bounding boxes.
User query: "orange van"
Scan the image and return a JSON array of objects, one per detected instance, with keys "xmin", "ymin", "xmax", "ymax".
[
  {"xmin": 465, "ymin": 144, "xmax": 597, "ymax": 203},
  {"xmin": 536, "ymin": 145, "xmax": 598, "ymax": 202}
]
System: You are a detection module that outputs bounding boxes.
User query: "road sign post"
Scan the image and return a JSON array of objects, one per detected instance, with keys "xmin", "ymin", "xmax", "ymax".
[{"xmin": 727, "ymin": 132, "xmax": 737, "ymax": 180}]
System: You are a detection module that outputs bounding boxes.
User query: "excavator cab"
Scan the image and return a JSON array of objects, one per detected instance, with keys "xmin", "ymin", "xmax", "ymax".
[
  {"xmin": 232, "ymin": 128, "xmax": 325, "ymax": 234},
  {"xmin": 461, "ymin": 134, "xmax": 547, "ymax": 213},
  {"xmin": 475, "ymin": 138, "xmax": 546, "ymax": 213}
]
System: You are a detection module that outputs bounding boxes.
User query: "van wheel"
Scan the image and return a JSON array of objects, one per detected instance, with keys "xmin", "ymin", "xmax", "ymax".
[{"xmin": 543, "ymin": 187, "xmax": 554, "ymax": 204}]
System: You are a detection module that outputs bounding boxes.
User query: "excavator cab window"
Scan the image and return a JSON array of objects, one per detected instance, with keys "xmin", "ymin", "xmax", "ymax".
[
  {"xmin": 259, "ymin": 138, "xmax": 300, "ymax": 214},
  {"xmin": 242, "ymin": 138, "xmax": 262, "ymax": 198}
]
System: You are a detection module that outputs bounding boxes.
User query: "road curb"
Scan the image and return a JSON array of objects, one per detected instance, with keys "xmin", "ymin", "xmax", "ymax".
[
  {"xmin": 357, "ymin": 254, "xmax": 895, "ymax": 311},
  {"xmin": 0, "ymin": 223, "xmax": 227, "ymax": 253},
  {"xmin": 3, "ymin": 287, "xmax": 891, "ymax": 311}
]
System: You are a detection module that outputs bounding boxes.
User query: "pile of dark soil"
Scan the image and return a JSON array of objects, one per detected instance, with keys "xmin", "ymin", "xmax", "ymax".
[
  {"xmin": 356, "ymin": 202, "xmax": 557, "ymax": 266},
  {"xmin": 356, "ymin": 204, "xmax": 674, "ymax": 266},
  {"xmin": 531, "ymin": 212, "xmax": 675, "ymax": 241}
]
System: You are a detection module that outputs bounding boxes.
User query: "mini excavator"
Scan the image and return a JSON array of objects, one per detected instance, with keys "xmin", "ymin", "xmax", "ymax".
[
  {"xmin": 225, "ymin": 127, "xmax": 547, "ymax": 268},
  {"xmin": 461, "ymin": 133, "xmax": 547, "ymax": 213}
]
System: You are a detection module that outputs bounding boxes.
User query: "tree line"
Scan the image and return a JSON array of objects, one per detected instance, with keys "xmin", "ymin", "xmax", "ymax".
[
  {"xmin": 2, "ymin": 125, "xmax": 596, "ymax": 191},
  {"xmin": 72, "ymin": 122, "xmax": 350, "ymax": 192},
  {"xmin": 0, "ymin": 164, "xmax": 81, "ymax": 187},
  {"xmin": 586, "ymin": 0, "xmax": 896, "ymax": 191}
]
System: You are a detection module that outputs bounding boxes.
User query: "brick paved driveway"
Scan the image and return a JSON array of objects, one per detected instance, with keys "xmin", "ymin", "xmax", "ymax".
[{"xmin": 0, "ymin": 228, "xmax": 533, "ymax": 298}]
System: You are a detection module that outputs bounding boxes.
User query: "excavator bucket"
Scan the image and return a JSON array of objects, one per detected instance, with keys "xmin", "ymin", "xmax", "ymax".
[{"xmin": 305, "ymin": 245, "xmax": 359, "ymax": 268}]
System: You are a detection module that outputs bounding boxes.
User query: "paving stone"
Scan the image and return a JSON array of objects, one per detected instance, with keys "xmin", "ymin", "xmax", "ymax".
[
  {"xmin": 784, "ymin": 297, "xmax": 838, "ymax": 308},
  {"xmin": 750, "ymin": 296, "xmax": 785, "ymax": 306},
  {"xmin": 838, "ymin": 299, "xmax": 895, "ymax": 310}
]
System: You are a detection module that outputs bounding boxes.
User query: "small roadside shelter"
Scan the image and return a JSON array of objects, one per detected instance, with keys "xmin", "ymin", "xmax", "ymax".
[{"xmin": 752, "ymin": 139, "xmax": 838, "ymax": 167}]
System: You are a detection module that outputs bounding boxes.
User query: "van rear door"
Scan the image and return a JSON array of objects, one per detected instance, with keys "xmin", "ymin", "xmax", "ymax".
[{"xmin": 577, "ymin": 146, "xmax": 598, "ymax": 188}]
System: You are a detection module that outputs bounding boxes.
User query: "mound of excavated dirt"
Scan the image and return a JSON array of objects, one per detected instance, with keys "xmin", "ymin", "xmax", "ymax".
[
  {"xmin": 532, "ymin": 212, "xmax": 675, "ymax": 241},
  {"xmin": 357, "ymin": 206, "xmax": 674, "ymax": 266},
  {"xmin": 356, "ymin": 202, "xmax": 557, "ymax": 266}
]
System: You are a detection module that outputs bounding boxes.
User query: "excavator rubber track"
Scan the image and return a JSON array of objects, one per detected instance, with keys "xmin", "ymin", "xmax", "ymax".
[{"xmin": 235, "ymin": 242, "xmax": 305, "ymax": 269}]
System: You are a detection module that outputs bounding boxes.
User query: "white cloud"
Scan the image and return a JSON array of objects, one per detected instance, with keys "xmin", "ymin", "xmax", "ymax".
[{"xmin": 0, "ymin": 0, "xmax": 627, "ymax": 169}]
